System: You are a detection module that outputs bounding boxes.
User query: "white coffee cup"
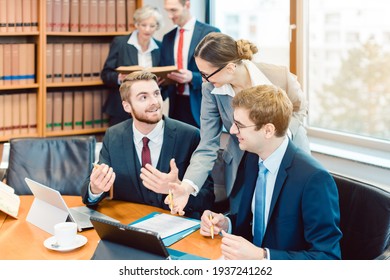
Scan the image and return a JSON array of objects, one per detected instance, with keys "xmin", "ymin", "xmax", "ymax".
[{"xmin": 54, "ymin": 222, "xmax": 77, "ymax": 247}]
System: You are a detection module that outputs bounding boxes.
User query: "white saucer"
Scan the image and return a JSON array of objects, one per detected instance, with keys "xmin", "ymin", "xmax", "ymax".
[{"xmin": 44, "ymin": 235, "xmax": 87, "ymax": 252}]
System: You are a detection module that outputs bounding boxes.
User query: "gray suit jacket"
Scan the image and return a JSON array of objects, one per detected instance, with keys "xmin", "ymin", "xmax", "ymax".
[{"xmin": 183, "ymin": 62, "xmax": 310, "ymax": 213}]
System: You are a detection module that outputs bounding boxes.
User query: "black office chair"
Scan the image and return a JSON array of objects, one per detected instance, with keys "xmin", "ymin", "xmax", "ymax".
[
  {"xmin": 5, "ymin": 136, "xmax": 96, "ymax": 196},
  {"xmin": 332, "ymin": 173, "xmax": 390, "ymax": 260}
]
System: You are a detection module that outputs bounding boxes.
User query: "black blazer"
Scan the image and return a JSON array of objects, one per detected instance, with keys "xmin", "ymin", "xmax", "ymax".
[
  {"xmin": 101, "ymin": 33, "xmax": 162, "ymax": 121},
  {"xmin": 82, "ymin": 117, "xmax": 215, "ymax": 218},
  {"xmin": 159, "ymin": 21, "xmax": 220, "ymax": 126}
]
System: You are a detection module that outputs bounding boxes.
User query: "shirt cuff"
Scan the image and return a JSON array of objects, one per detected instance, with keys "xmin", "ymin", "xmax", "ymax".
[
  {"xmin": 182, "ymin": 179, "xmax": 199, "ymax": 196},
  {"xmin": 88, "ymin": 183, "xmax": 103, "ymax": 203}
]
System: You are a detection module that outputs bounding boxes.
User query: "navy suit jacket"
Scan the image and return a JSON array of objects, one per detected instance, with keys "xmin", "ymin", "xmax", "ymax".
[
  {"xmin": 101, "ymin": 34, "xmax": 161, "ymax": 121},
  {"xmin": 81, "ymin": 117, "xmax": 215, "ymax": 219},
  {"xmin": 160, "ymin": 21, "xmax": 220, "ymax": 126},
  {"xmin": 230, "ymin": 140, "xmax": 342, "ymax": 259}
]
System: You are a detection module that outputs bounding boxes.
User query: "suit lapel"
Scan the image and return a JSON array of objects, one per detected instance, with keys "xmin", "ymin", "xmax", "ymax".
[
  {"xmin": 157, "ymin": 118, "xmax": 176, "ymax": 173},
  {"xmin": 188, "ymin": 21, "xmax": 203, "ymax": 62},
  {"xmin": 121, "ymin": 121, "xmax": 144, "ymax": 199},
  {"xmin": 267, "ymin": 141, "xmax": 296, "ymax": 223}
]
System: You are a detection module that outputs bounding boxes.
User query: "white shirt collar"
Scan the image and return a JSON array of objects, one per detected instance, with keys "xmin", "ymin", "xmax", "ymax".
[
  {"xmin": 127, "ymin": 30, "xmax": 159, "ymax": 54},
  {"xmin": 260, "ymin": 136, "xmax": 289, "ymax": 176},
  {"xmin": 211, "ymin": 60, "xmax": 273, "ymax": 97},
  {"xmin": 178, "ymin": 16, "xmax": 196, "ymax": 32},
  {"xmin": 133, "ymin": 119, "xmax": 164, "ymax": 145}
]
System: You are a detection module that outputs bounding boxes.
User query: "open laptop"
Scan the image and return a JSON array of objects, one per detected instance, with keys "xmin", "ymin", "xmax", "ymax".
[
  {"xmin": 25, "ymin": 177, "xmax": 118, "ymax": 235},
  {"xmin": 90, "ymin": 216, "xmax": 207, "ymax": 260}
]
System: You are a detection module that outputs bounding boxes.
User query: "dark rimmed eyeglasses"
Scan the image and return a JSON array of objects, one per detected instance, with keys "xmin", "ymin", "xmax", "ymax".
[
  {"xmin": 233, "ymin": 120, "xmax": 257, "ymax": 133},
  {"xmin": 200, "ymin": 65, "xmax": 226, "ymax": 82}
]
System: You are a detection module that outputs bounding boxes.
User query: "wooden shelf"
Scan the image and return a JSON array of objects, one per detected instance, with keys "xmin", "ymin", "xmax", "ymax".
[{"xmin": 0, "ymin": 0, "xmax": 143, "ymax": 142}]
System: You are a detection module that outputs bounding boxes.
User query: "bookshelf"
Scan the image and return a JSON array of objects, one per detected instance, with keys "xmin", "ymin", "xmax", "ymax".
[{"xmin": 0, "ymin": 0, "xmax": 143, "ymax": 142}]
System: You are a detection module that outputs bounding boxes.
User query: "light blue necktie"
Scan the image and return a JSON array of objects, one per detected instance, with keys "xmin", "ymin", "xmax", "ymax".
[{"xmin": 253, "ymin": 161, "xmax": 268, "ymax": 246}]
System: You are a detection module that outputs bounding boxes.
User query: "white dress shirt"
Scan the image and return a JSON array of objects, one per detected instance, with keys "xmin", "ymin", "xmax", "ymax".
[
  {"xmin": 173, "ymin": 16, "xmax": 196, "ymax": 96},
  {"xmin": 127, "ymin": 30, "xmax": 159, "ymax": 68}
]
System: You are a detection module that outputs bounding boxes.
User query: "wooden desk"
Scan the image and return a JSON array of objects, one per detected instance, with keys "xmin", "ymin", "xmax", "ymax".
[{"xmin": 0, "ymin": 196, "xmax": 221, "ymax": 260}]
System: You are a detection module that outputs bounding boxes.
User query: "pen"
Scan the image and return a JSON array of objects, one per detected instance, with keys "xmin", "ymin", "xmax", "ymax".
[
  {"xmin": 209, "ymin": 213, "xmax": 214, "ymax": 239},
  {"xmin": 168, "ymin": 189, "xmax": 174, "ymax": 211}
]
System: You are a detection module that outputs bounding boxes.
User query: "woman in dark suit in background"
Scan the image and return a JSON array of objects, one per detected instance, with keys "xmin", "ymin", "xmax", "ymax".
[{"xmin": 101, "ymin": 5, "xmax": 163, "ymax": 126}]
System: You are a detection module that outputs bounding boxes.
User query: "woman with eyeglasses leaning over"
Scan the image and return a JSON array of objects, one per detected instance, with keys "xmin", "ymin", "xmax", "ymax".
[
  {"xmin": 101, "ymin": 5, "xmax": 163, "ymax": 126},
  {"xmin": 141, "ymin": 32, "xmax": 311, "ymax": 216}
]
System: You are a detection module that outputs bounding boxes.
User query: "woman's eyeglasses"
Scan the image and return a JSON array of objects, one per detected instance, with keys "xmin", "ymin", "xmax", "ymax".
[{"xmin": 200, "ymin": 65, "xmax": 226, "ymax": 82}]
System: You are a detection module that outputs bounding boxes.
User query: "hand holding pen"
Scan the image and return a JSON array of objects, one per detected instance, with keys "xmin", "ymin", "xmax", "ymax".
[{"xmin": 200, "ymin": 210, "xmax": 228, "ymax": 238}]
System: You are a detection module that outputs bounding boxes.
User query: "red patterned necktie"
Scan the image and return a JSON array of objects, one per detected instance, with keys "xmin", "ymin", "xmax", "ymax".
[
  {"xmin": 177, "ymin": 28, "xmax": 185, "ymax": 94},
  {"xmin": 141, "ymin": 137, "xmax": 151, "ymax": 167}
]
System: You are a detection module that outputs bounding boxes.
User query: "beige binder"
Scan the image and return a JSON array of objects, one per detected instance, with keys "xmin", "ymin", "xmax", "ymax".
[
  {"xmin": 102, "ymin": 89, "xmax": 109, "ymax": 127},
  {"xmin": 18, "ymin": 44, "xmax": 28, "ymax": 85},
  {"xmin": 52, "ymin": 91, "xmax": 63, "ymax": 131},
  {"xmin": 53, "ymin": 43, "xmax": 63, "ymax": 82},
  {"xmin": 63, "ymin": 91, "xmax": 73, "ymax": 130},
  {"xmin": 46, "ymin": 44, "xmax": 54, "ymax": 82},
  {"xmin": 12, "ymin": 93, "xmax": 20, "ymax": 135},
  {"xmin": 61, "ymin": 0, "xmax": 70, "ymax": 32},
  {"xmin": 106, "ymin": 0, "xmax": 115, "ymax": 32},
  {"xmin": 3, "ymin": 94, "xmax": 13, "ymax": 135},
  {"xmin": 46, "ymin": 0, "xmax": 53, "ymax": 31},
  {"xmin": 79, "ymin": 0, "xmax": 89, "ymax": 32},
  {"xmin": 22, "ymin": 0, "xmax": 32, "ymax": 32},
  {"xmin": 0, "ymin": 0, "xmax": 6, "ymax": 32},
  {"xmin": 70, "ymin": 0, "xmax": 79, "ymax": 32},
  {"xmin": 11, "ymin": 44, "xmax": 19, "ymax": 85},
  {"xmin": 100, "ymin": 43, "xmax": 110, "ymax": 70},
  {"xmin": 26, "ymin": 43, "xmax": 35, "ymax": 84},
  {"xmin": 7, "ymin": 0, "xmax": 16, "ymax": 32},
  {"xmin": 97, "ymin": 0, "xmax": 106, "ymax": 32},
  {"xmin": 93, "ymin": 90, "xmax": 102, "ymax": 128},
  {"xmin": 31, "ymin": 0, "xmax": 38, "ymax": 31},
  {"xmin": 73, "ymin": 43, "xmax": 82, "ymax": 82},
  {"xmin": 63, "ymin": 43, "xmax": 74, "ymax": 82},
  {"xmin": 73, "ymin": 91, "xmax": 83, "ymax": 129},
  {"xmin": 116, "ymin": 0, "xmax": 126, "ymax": 32},
  {"xmin": 83, "ymin": 90, "xmax": 93, "ymax": 129},
  {"xmin": 3, "ymin": 44, "xmax": 12, "ymax": 85},
  {"xmin": 91, "ymin": 44, "xmax": 101, "ymax": 80},
  {"xmin": 46, "ymin": 92, "xmax": 53, "ymax": 131},
  {"xmin": 52, "ymin": 0, "xmax": 62, "ymax": 32},
  {"xmin": 19, "ymin": 93, "xmax": 29, "ymax": 134},
  {"xmin": 0, "ymin": 94, "xmax": 4, "ymax": 136},
  {"xmin": 126, "ymin": 0, "xmax": 136, "ymax": 31},
  {"xmin": 82, "ymin": 43, "xmax": 92, "ymax": 81},
  {"xmin": 14, "ymin": 0, "xmax": 23, "ymax": 32},
  {"xmin": 0, "ymin": 45, "xmax": 3, "ymax": 86},
  {"xmin": 28, "ymin": 93, "xmax": 37, "ymax": 133},
  {"xmin": 89, "ymin": 0, "xmax": 98, "ymax": 32}
]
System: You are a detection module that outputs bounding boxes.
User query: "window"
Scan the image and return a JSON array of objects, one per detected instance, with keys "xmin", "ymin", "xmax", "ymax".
[
  {"xmin": 304, "ymin": 0, "xmax": 390, "ymax": 143},
  {"xmin": 210, "ymin": 0, "xmax": 290, "ymax": 66}
]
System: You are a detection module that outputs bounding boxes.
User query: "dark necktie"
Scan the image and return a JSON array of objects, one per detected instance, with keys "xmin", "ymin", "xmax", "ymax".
[
  {"xmin": 141, "ymin": 137, "xmax": 151, "ymax": 167},
  {"xmin": 253, "ymin": 161, "xmax": 268, "ymax": 246},
  {"xmin": 177, "ymin": 28, "xmax": 185, "ymax": 94}
]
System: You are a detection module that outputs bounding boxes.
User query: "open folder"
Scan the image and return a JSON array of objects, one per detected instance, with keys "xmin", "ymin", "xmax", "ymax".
[{"xmin": 129, "ymin": 212, "xmax": 201, "ymax": 246}]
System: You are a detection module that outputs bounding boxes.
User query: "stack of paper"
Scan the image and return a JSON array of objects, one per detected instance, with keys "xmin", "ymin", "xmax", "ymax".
[
  {"xmin": 130, "ymin": 212, "xmax": 200, "ymax": 246},
  {"xmin": 0, "ymin": 181, "xmax": 20, "ymax": 218}
]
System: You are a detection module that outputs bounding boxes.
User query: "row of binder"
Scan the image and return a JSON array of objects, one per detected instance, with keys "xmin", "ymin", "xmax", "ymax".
[
  {"xmin": 47, "ymin": 0, "xmax": 137, "ymax": 32},
  {"xmin": 0, "ymin": 0, "xmax": 38, "ymax": 33},
  {"xmin": 46, "ymin": 42, "xmax": 109, "ymax": 83},
  {"xmin": 0, "ymin": 44, "xmax": 36, "ymax": 86},
  {"xmin": 0, "ymin": 93, "xmax": 37, "ymax": 136},
  {"xmin": 46, "ymin": 89, "xmax": 109, "ymax": 131}
]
